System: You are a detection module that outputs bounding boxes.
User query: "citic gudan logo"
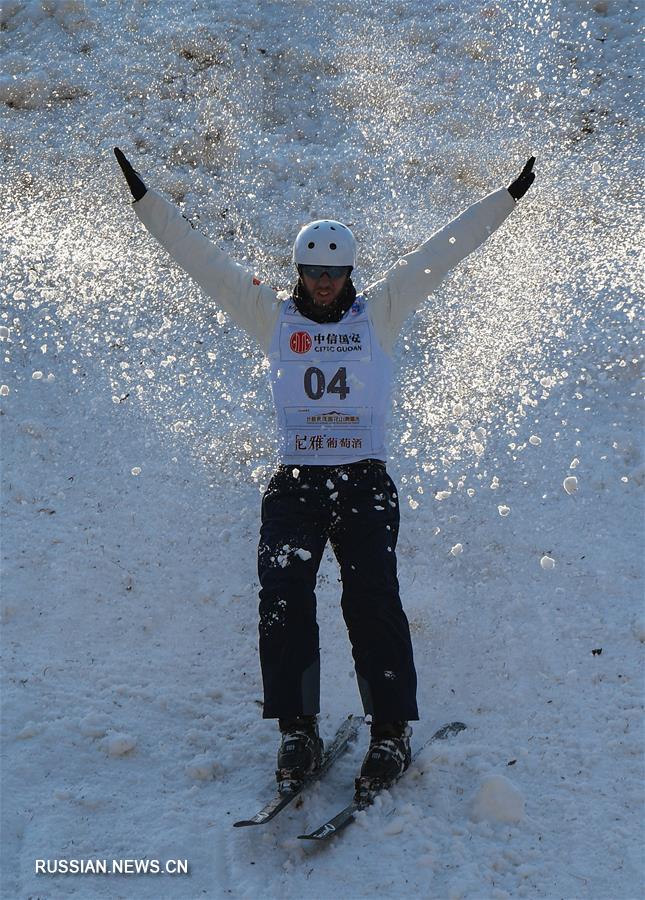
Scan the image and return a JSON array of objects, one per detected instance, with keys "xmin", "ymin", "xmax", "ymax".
[{"xmin": 290, "ymin": 331, "xmax": 312, "ymax": 354}]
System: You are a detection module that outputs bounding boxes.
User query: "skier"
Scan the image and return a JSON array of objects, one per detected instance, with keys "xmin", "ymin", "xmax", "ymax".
[{"xmin": 114, "ymin": 147, "xmax": 535, "ymax": 792}]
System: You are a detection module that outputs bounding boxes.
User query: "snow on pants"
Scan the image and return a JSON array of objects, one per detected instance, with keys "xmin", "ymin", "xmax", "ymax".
[{"xmin": 258, "ymin": 458, "xmax": 419, "ymax": 723}]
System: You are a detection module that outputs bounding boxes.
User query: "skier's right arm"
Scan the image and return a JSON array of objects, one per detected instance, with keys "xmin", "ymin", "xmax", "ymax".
[{"xmin": 114, "ymin": 148, "xmax": 279, "ymax": 351}]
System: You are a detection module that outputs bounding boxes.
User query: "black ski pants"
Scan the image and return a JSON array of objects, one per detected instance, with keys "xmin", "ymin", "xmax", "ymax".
[{"xmin": 258, "ymin": 458, "xmax": 418, "ymax": 723}]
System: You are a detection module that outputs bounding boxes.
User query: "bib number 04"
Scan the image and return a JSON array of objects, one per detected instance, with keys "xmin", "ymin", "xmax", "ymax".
[{"xmin": 304, "ymin": 367, "xmax": 350, "ymax": 401}]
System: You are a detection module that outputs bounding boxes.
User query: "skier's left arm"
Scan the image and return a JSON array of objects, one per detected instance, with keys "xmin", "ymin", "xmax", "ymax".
[{"xmin": 366, "ymin": 157, "xmax": 535, "ymax": 351}]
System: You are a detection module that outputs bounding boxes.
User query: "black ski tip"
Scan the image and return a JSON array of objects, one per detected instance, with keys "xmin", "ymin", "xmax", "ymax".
[
  {"xmin": 233, "ymin": 813, "xmax": 277, "ymax": 827},
  {"xmin": 297, "ymin": 823, "xmax": 341, "ymax": 841},
  {"xmin": 434, "ymin": 721, "xmax": 467, "ymax": 740},
  {"xmin": 297, "ymin": 811, "xmax": 358, "ymax": 841}
]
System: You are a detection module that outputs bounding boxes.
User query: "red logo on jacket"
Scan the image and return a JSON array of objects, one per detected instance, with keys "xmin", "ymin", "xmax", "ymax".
[{"xmin": 290, "ymin": 331, "xmax": 312, "ymax": 354}]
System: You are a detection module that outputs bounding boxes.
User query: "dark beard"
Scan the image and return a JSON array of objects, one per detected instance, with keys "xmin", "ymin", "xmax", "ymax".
[{"xmin": 292, "ymin": 277, "xmax": 357, "ymax": 323}]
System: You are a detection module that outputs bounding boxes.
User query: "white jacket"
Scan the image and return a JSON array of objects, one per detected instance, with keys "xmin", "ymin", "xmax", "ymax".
[{"xmin": 133, "ymin": 186, "xmax": 516, "ymax": 354}]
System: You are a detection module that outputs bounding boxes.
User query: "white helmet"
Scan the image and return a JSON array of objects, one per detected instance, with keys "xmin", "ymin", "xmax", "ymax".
[{"xmin": 292, "ymin": 219, "xmax": 356, "ymax": 268}]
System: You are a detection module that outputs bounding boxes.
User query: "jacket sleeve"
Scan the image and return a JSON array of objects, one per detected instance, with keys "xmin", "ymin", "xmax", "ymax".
[
  {"xmin": 133, "ymin": 190, "xmax": 280, "ymax": 352},
  {"xmin": 365, "ymin": 187, "xmax": 516, "ymax": 352}
]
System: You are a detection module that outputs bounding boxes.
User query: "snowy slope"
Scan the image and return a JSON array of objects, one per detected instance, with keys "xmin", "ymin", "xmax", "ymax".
[{"xmin": 1, "ymin": 1, "xmax": 642, "ymax": 898}]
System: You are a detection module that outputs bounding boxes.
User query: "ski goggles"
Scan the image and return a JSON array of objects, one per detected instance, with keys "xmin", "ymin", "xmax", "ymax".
[{"xmin": 299, "ymin": 264, "xmax": 350, "ymax": 280}]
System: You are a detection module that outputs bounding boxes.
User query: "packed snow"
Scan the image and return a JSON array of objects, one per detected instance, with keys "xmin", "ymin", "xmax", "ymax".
[
  {"xmin": 471, "ymin": 774, "xmax": 526, "ymax": 825},
  {"xmin": 1, "ymin": 1, "xmax": 642, "ymax": 898}
]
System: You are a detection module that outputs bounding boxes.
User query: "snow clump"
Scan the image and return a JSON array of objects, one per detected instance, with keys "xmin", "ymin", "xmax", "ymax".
[
  {"xmin": 631, "ymin": 617, "xmax": 645, "ymax": 643},
  {"xmin": 79, "ymin": 714, "xmax": 108, "ymax": 738},
  {"xmin": 16, "ymin": 721, "xmax": 42, "ymax": 739},
  {"xmin": 471, "ymin": 773, "xmax": 525, "ymax": 824},
  {"xmin": 185, "ymin": 753, "xmax": 221, "ymax": 781},
  {"xmin": 101, "ymin": 732, "xmax": 137, "ymax": 757},
  {"xmin": 563, "ymin": 476, "xmax": 578, "ymax": 494}
]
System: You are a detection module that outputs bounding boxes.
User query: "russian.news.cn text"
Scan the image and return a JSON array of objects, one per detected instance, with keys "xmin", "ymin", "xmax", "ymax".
[{"xmin": 35, "ymin": 858, "xmax": 189, "ymax": 876}]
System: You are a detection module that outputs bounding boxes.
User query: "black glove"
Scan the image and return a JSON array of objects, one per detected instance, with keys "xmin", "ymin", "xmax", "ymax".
[
  {"xmin": 114, "ymin": 147, "xmax": 147, "ymax": 201},
  {"xmin": 508, "ymin": 156, "xmax": 535, "ymax": 201}
]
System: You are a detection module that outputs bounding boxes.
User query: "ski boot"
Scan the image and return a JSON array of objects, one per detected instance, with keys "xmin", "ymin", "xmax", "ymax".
[
  {"xmin": 276, "ymin": 715, "xmax": 324, "ymax": 794},
  {"xmin": 355, "ymin": 721, "xmax": 412, "ymax": 800}
]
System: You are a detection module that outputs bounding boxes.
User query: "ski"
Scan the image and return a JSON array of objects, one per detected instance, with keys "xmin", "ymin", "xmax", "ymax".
[
  {"xmin": 233, "ymin": 714, "xmax": 363, "ymax": 828},
  {"xmin": 297, "ymin": 720, "xmax": 467, "ymax": 841}
]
